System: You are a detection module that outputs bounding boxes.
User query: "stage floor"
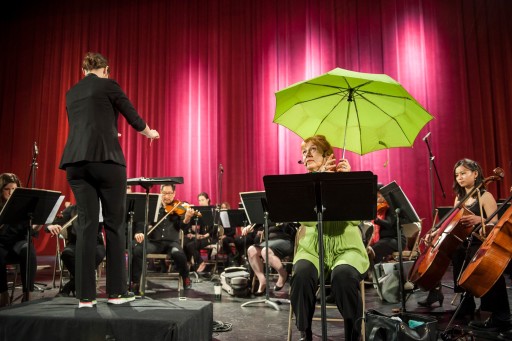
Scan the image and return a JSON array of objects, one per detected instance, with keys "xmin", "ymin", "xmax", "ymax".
[
  {"xmin": 0, "ymin": 296, "xmax": 212, "ymax": 341},
  {"xmin": 2, "ymin": 257, "xmax": 511, "ymax": 340}
]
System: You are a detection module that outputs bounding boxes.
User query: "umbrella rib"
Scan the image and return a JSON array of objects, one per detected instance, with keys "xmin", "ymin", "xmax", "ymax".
[
  {"xmin": 313, "ymin": 92, "xmax": 349, "ymax": 136},
  {"xmin": 356, "ymin": 92, "xmax": 413, "ymax": 145},
  {"xmin": 287, "ymin": 91, "xmax": 348, "ymax": 107}
]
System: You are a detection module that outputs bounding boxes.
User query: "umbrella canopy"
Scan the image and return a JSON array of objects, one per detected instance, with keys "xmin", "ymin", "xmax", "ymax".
[{"xmin": 274, "ymin": 68, "xmax": 434, "ymax": 155}]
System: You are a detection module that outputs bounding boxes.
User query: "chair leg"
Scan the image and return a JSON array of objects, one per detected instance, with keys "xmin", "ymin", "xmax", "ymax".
[
  {"xmin": 287, "ymin": 304, "xmax": 294, "ymax": 341},
  {"xmin": 361, "ymin": 280, "xmax": 366, "ymax": 341}
]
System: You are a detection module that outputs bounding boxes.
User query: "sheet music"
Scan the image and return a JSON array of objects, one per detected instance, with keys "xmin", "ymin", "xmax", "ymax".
[
  {"xmin": 154, "ymin": 194, "xmax": 163, "ymax": 222},
  {"xmin": 45, "ymin": 195, "xmax": 65, "ymax": 224},
  {"xmin": 219, "ymin": 210, "xmax": 230, "ymax": 228}
]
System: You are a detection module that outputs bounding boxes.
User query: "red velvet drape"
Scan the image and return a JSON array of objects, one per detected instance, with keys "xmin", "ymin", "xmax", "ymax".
[{"xmin": 1, "ymin": 0, "xmax": 511, "ymax": 254}]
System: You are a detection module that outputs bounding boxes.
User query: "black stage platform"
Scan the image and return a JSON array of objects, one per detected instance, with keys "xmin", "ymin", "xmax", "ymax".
[{"xmin": 0, "ymin": 297, "xmax": 213, "ymax": 341}]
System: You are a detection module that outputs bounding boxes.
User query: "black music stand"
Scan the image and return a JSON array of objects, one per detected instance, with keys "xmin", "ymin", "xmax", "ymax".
[
  {"xmin": 192, "ymin": 206, "xmax": 215, "ymax": 227},
  {"xmin": 126, "ymin": 193, "xmax": 159, "ymax": 291},
  {"xmin": 126, "ymin": 177, "xmax": 183, "ymax": 298},
  {"xmin": 0, "ymin": 188, "xmax": 61, "ymax": 297},
  {"xmin": 239, "ymin": 191, "xmax": 282, "ymax": 311},
  {"xmin": 380, "ymin": 181, "xmax": 421, "ymax": 313},
  {"xmin": 219, "ymin": 209, "xmax": 247, "ymax": 229},
  {"xmin": 263, "ymin": 172, "xmax": 376, "ymax": 341}
]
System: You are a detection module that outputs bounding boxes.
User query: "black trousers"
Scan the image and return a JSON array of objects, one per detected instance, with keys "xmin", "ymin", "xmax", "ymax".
[
  {"xmin": 66, "ymin": 162, "xmax": 128, "ymax": 300},
  {"xmin": 61, "ymin": 243, "xmax": 106, "ymax": 279},
  {"xmin": 290, "ymin": 260, "xmax": 364, "ymax": 341},
  {"xmin": 452, "ymin": 242, "xmax": 510, "ymax": 318},
  {"xmin": 131, "ymin": 240, "xmax": 189, "ymax": 281},
  {"xmin": 184, "ymin": 238, "xmax": 211, "ymax": 266},
  {"xmin": 0, "ymin": 240, "xmax": 36, "ymax": 293},
  {"xmin": 372, "ymin": 237, "xmax": 400, "ymax": 263}
]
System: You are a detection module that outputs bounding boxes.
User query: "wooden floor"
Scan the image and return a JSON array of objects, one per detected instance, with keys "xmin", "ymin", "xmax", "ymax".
[{"xmin": 6, "ymin": 256, "xmax": 512, "ymax": 340}]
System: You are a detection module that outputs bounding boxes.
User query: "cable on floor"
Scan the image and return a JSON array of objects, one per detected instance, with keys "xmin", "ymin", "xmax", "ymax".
[{"xmin": 213, "ymin": 320, "xmax": 232, "ymax": 332}]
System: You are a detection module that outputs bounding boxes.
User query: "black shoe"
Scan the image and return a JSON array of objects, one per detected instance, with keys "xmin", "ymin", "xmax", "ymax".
[
  {"xmin": 273, "ymin": 274, "xmax": 289, "ymax": 291},
  {"xmin": 469, "ymin": 317, "xmax": 512, "ymax": 333},
  {"xmin": 131, "ymin": 283, "xmax": 140, "ymax": 295},
  {"xmin": 183, "ymin": 277, "xmax": 192, "ymax": 290},
  {"xmin": 417, "ymin": 287, "xmax": 444, "ymax": 308},
  {"xmin": 299, "ymin": 329, "xmax": 312, "ymax": 341},
  {"xmin": 455, "ymin": 297, "xmax": 476, "ymax": 319},
  {"xmin": 498, "ymin": 328, "xmax": 512, "ymax": 340},
  {"xmin": 58, "ymin": 280, "xmax": 76, "ymax": 297}
]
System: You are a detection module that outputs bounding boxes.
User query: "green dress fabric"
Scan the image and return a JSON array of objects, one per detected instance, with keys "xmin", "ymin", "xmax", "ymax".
[{"xmin": 293, "ymin": 220, "xmax": 370, "ymax": 275}]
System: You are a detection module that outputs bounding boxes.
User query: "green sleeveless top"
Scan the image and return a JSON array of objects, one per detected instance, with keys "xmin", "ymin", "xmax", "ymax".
[{"xmin": 293, "ymin": 220, "xmax": 370, "ymax": 275}]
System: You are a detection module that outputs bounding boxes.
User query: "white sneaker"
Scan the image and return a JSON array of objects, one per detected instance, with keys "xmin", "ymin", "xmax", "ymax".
[
  {"xmin": 78, "ymin": 299, "xmax": 97, "ymax": 308},
  {"xmin": 107, "ymin": 292, "xmax": 135, "ymax": 305}
]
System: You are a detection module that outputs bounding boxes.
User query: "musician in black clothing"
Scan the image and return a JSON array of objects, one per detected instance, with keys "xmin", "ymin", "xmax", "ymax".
[
  {"xmin": 131, "ymin": 184, "xmax": 195, "ymax": 292},
  {"xmin": 232, "ymin": 223, "xmax": 263, "ymax": 267},
  {"xmin": 0, "ymin": 173, "xmax": 38, "ymax": 306},
  {"xmin": 47, "ymin": 204, "xmax": 106, "ymax": 297}
]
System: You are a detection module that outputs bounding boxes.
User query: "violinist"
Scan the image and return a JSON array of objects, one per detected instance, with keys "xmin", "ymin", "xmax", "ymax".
[
  {"xmin": 366, "ymin": 184, "xmax": 406, "ymax": 264},
  {"xmin": 130, "ymin": 184, "xmax": 195, "ymax": 293},
  {"xmin": 422, "ymin": 159, "xmax": 511, "ymax": 336}
]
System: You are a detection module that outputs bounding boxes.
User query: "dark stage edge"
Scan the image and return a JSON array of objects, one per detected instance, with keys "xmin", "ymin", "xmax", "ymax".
[{"xmin": 0, "ymin": 297, "xmax": 213, "ymax": 341}]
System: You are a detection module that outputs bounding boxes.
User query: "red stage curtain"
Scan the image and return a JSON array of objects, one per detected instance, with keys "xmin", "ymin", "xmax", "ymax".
[{"xmin": 0, "ymin": 0, "xmax": 511, "ymax": 254}]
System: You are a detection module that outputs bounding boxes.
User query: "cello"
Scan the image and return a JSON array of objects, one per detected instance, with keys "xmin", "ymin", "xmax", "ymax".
[
  {"xmin": 458, "ymin": 191, "xmax": 512, "ymax": 297},
  {"xmin": 408, "ymin": 167, "xmax": 504, "ymax": 291}
]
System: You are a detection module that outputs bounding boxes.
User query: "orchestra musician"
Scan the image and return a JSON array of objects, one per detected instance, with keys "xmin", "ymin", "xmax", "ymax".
[
  {"xmin": 366, "ymin": 184, "xmax": 406, "ymax": 264},
  {"xmin": 184, "ymin": 192, "xmax": 216, "ymax": 273},
  {"xmin": 46, "ymin": 204, "xmax": 106, "ymax": 297},
  {"xmin": 422, "ymin": 159, "xmax": 511, "ymax": 336},
  {"xmin": 219, "ymin": 202, "xmax": 238, "ymax": 266},
  {"xmin": 131, "ymin": 184, "xmax": 195, "ymax": 293},
  {"xmin": 59, "ymin": 52, "xmax": 160, "ymax": 308},
  {"xmin": 290, "ymin": 135, "xmax": 369, "ymax": 341},
  {"xmin": 247, "ymin": 222, "xmax": 296, "ymax": 295},
  {"xmin": 0, "ymin": 173, "xmax": 39, "ymax": 306}
]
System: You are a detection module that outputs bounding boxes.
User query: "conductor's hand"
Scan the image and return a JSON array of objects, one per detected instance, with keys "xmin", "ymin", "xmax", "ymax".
[
  {"xmin": 135, "ymin": 233, "xmax": 145, "ymax": 243},
  {"xmin": 147, "ymin": 129, "xmax": 160, "ymax": 139}
]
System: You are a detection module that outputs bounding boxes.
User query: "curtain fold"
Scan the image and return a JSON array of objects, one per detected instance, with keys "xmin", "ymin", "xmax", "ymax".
[{"xmin": 1, "ymin": 0, "xmax": 511, "ymax": 254}]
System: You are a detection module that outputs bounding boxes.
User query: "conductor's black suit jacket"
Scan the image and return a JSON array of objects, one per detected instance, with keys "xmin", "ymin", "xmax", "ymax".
[{"xmin": 59, "ymin": 74, "xmax": 146, "ymax": 169}]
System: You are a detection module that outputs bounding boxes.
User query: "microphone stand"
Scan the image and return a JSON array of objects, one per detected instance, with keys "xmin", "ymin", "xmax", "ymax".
[
  {"xmin": 424, "ymin": 134, "xmax": 446, "ymax": 219},
  {"xmin": 394, "ymin": 208, "xmax": 407, "ymax": 313},
  {"xmin": 26, "ymin": 143, "xmax": 40, "ymax": 298}
]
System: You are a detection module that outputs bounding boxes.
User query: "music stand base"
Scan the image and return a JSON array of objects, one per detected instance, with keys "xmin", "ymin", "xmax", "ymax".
[{"xmin": 241, "ymin": 298, "xmax": 280, "ymax": 311}]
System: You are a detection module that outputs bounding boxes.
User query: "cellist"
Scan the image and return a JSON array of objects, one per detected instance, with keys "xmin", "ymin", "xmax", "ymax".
[{"xmin": 422, "ymin": 159, "xmax": 511, "ymax": 335}]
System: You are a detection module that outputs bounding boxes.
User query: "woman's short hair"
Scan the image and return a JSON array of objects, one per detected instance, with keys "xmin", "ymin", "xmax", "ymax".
[{"xmin": 302, "ymin": 135, "xmax": 334, "ymax": 157}]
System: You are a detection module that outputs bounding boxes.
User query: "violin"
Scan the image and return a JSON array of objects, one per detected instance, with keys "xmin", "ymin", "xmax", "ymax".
[
  {"xmin": 147, "ymin": 200, "xmax": 201, "ymax": 236},
  {"xmin": 165, "ymin": 200, "xmax": 202, "ymax": 217},
  {"xmin": 377, "ymin": 202, "xmax": 389, "ymax": 214}
]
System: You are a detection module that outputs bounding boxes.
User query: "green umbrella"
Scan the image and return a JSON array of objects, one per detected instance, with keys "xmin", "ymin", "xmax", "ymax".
[{"xmin": 274, "ymin": 68, "xmax": 434, "ymax": 156}]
